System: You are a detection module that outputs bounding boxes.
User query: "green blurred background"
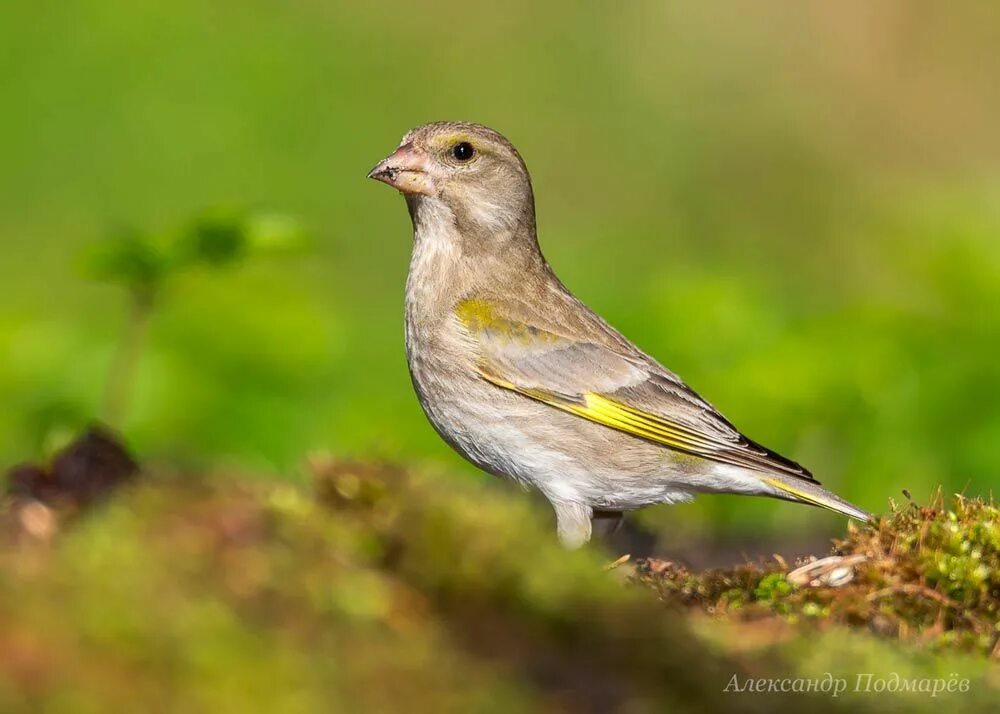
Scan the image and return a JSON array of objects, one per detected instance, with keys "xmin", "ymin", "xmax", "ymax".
[{"xmin": 1, "ymin": 1, "xmax": 998, "ymax": 542}]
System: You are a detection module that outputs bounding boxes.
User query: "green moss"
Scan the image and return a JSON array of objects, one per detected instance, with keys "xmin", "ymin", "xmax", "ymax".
[
  {"xmin": 635, "ymin": 492, "xmax": 1000, "ymax": 659},
  {"xmin": 754, "ymin": 573, "xmax": 794, "ymax": 603},
  {"xmin": 1, "ymin": 468, "xmax": 997, "ymax": 712}
]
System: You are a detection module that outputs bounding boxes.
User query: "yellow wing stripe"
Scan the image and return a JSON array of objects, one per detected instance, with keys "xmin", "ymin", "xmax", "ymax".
[
  {"xmin": 585, "ymin": 395, "xmax": 722, "ymax": 449},
  {"xmin": 479, "ymin": 370, "xmax": 724, "ymax": 455},
  {"xmin": 572, "ymin": 394, "xmax": 719, "ymax": 451},
  {"xmin": 564, "ymin": 399, "xmax": 689, "ymax": 451}
]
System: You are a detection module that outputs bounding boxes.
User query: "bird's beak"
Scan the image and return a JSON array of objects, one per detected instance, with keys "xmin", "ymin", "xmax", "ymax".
[{"xmin": 367, "ymin": 143, "xmax": 435, "ymax": 196}]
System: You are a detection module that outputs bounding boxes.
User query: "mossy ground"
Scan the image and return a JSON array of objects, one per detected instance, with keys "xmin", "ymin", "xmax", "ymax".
[
  {"xmin": 1, "ymin": 433, "xmax": 998, "ymax": 712},
  {"xmin": 633, "ymin": 492, "xmax": 1000, "ymax": 659}
]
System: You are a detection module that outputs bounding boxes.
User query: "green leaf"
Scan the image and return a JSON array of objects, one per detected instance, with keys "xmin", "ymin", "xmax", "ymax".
[
  {"xmin": 175, "ymin": 209, "xmax": 307, "ymax": 269},
  {"xmin": 82, "ymin": 228, "xmax": 169, "ymax": 290},
  {"xmin": 180, "ymin": 209, "xmax": 250, "ymax": 268}
]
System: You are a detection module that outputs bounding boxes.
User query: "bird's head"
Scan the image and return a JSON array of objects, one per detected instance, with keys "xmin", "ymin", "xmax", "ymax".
[{"xmin": 368, "ymin": 122, "xmax": 535, "ymax": 237}]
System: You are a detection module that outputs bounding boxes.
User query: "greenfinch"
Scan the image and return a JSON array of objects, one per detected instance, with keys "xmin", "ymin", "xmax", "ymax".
[{"xmin": 369, "ymin": 121, "xmax": 872, "ymax": 548}]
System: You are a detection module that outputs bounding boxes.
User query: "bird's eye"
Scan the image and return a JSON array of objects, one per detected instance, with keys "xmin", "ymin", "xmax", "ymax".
[{"xmin": 452, "ymin": 142, "xmax": 475, "ymax": 162}]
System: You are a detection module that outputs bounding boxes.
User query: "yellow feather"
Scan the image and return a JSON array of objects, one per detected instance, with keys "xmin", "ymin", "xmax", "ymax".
[
  {"xmin": 760, "ymin": 478, "xmax": 825, "ymax": 508},
  {"xmin": 456, "ymin": 299, "xmax": 563, "ymax": 345},
  {"xmin": 477, "ymin": 374, "xmax": 712, "ymax": 454},
  {"xmin": 455, "ymin": 299, "xmax": 499, "ymax": 331}
]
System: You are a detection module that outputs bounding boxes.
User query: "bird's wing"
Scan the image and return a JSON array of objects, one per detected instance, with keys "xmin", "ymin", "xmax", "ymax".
[{"xmin": 456, "ymin": 298, "xmax": 817, "ymax": 483}]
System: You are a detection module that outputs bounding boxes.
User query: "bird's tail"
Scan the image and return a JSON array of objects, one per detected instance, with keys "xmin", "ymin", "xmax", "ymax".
[{"xmin": 759, "ymin": 473, "xmax": 875, "ymax": 523}]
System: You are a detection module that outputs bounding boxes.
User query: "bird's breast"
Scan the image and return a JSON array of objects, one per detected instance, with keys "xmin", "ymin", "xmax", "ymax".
[{"xmin": 404, "ymin": 231, "xmax": 477, "ymax": 404}]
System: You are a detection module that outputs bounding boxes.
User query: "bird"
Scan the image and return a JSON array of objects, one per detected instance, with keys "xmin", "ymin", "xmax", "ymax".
[{"xmin": 367, "ymin": 121, "xmax": 874, "ymax": 548}]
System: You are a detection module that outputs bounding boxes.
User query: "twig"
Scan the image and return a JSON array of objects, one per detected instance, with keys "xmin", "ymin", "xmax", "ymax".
[{"xmin": 866, "ymin": 584, "xmax": 958, "ymax": 609}]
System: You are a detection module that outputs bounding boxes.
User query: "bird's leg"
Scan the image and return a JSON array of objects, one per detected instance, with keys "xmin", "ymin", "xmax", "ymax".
[
  {"xmin": 591, "ymin": 510, "xmax": 623, "ymax": 540},
  {"xmin": 553, "ymin": 501, "xmax": 592, "ymax": 549},
  {"xmin": 592, "ymin": 510, "xmax": 632, "ymax": 569}
]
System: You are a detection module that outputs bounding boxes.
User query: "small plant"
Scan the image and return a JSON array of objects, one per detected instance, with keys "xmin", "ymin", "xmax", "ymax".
[
  {"xmin": 84, "ymin": 208, "xmax": 306, "ymax": 427},
  {"xmin": 754, "ymin": 572, "xmax": 794, "ymax": 603}
]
